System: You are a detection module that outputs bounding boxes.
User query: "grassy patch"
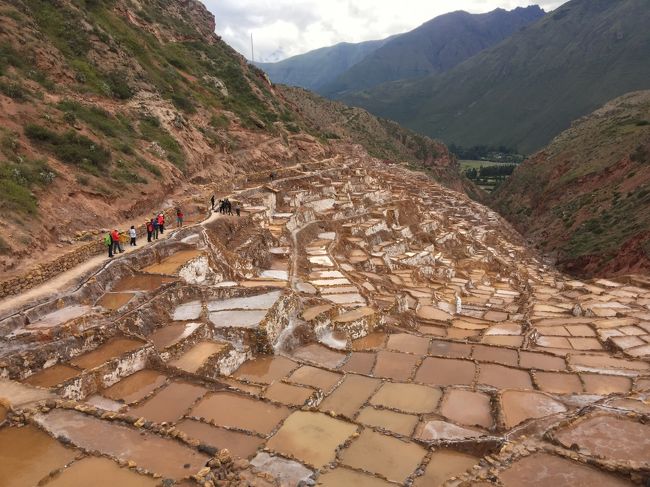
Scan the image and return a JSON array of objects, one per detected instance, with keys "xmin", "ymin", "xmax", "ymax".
[
  {"xmin": 0, "ymin": 156, "xmax": 55, "ymax": 215},
  {"xmin": 57, "ymin": 100, "xmax": 131, "ymax": 139},
  {"xmin": 0, "ymin": 79, "xmax": 30, "ymax": 101},
  {"xmin": 25, "ymin": 123, "xmax": 111, "ymax": 169}
]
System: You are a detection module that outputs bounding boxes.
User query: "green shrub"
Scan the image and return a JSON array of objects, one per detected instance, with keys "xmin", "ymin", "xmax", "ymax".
[
  {"xmin": 105, "ymin": 71, "xmax": 133, "ymax": 99},
  {"xmin": 631, "ymin": 144, "xmax": 649, "ymax": 164},
  {"xmin": 112, "ymin": 168, "xmax": 146, "ymax": 184},
  {"xmin": 137, "ymin": 157, "xmax": 162, "ymax": 178},
  {"xmin": 171, "ymin": 93, "xmax": 196, "ymax": 113},
  {"xmin": 25, "ymin": 123, "xmax": 111, "ymax": 168},
  {"xmin": 0, "ymin": 172, "xmax": 37, "ymax": 214},
  {"xmin": 25, "ymin": 124, "xmax": 58, "ymax": 143},
  {"xmin": 0, "ymin": 80, "xmax": 29, "ymax": 101}
]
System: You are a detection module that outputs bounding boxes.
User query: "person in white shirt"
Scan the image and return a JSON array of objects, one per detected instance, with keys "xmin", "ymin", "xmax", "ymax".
[{"xmin": 129, "ymin": 225, "xmax": 137, "ymax": 246}]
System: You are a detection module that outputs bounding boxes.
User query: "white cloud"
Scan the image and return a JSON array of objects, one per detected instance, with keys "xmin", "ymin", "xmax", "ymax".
[{"xmin": 202, "ymin": 0, "xmax": 566, "ymax": 62}]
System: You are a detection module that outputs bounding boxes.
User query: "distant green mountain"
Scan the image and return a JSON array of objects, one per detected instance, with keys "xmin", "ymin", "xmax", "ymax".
[
  {"xmin": 343, "ymin": 0, "xmax": 650, "ymax": 154},
  {"xmin": 321, "ymin": 6, "xmax": 544, "ymax": 97},
  {"xmin": 255, "ymin": 37, "xmax": 393, "ymax": 92}
]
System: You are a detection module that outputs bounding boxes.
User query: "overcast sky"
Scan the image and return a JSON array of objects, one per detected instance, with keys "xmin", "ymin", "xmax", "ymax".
[{"xmin": 203, "ymin": 0, "xmax": 566, "ymax": 63}]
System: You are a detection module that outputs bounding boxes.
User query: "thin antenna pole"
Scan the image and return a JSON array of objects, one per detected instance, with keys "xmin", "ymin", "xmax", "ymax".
[{"xmin": 251, "ymin": 33, "xmax": 254, "ymax": 62}]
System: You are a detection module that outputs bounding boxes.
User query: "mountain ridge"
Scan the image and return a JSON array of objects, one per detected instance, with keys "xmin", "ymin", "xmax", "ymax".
[
  {"xmin": 257, "ymin": 6, "xmax": 544, "ymax": 97},
  {"xmin": 342, "ymin": 0, "xmax": 650, "ymax": 153}
]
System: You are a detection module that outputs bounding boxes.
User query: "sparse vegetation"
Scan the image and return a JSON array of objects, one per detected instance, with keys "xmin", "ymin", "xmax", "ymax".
[{"xmin": 25, "ymin": 123, "xmax": 111, "ymax": 169}]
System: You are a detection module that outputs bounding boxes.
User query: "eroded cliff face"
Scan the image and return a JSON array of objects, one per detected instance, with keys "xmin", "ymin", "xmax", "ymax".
[{"xmin": 492, "ymin": 91, "xmax": 650, "ymax": 278}]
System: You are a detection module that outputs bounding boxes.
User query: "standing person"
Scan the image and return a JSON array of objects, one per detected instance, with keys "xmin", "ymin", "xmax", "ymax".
[
  {"xmin": 129, "ymin": 225, "xmax": 137, "ymax": 246},
  {"xmin": 176, "ymin": 208, "xmax": 183, "ymax": 228},
  {"xmin": 218, "ymin": 199, "xmax": 224, "ymax": 214},
  {"xmin": 152, "ymin": 217, "xmax": 159, "ymax": 240},
  {"xmin": 146, "ymin": 220, "xmax": 154, "ymax": 242},
  {"xmin": 210, "ymin": 195, "xmax": 215, "ymax": 210},
  {"xmin": 226, "ymin": 199, "xmax": 233, "ymax": 215},
  {"xmin": 104, "ymin": 232, "xmax": 113, "ymax": 258},
  {"xmin": 158, "ymin": 213, "xmax": 165, "ymax": 234},
  {"xmin": 235, "ymin": 203, "xmax": 241, "ymax": 217},
  {"xmin": 111, "ymin": 229, "xmax": 123, "ymax": 254}
]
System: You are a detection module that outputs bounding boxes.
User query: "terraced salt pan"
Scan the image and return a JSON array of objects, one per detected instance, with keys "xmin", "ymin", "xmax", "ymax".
[
  {"xmin": 310, "ymin": 278, "xmax": 351, "ymax": 286},
  {"xmin": 499, "ymin": 452, "xmax": 635, "ymax": 487},
  {"xmin": 172, "ymin": 300, "xmax": 202, "ymax": 321},
  {"xmin": 308, "ymin": 255, "xmax": 334, "ymax": 267},
  {"xmin": 0, "ymin": 425, "xmax": 78, "ymax": 487},
  {"xmin": 25, "ymin": 305, "xmax": 91, "ymax": 330},
  {"xmin": 102, "ymin": 369, "xmax": 167, "ymax": 404},
  {"xmin": 500, "ymin": 390, "xmax": 567, "ymax": 428},
  {"xmin": 142, "ymin": 250, "xmax": 203, "ymax": 275},
  {"xmin": 267, "ymin": 411, "xmax": 357, "ymax": 468},
  {"xmin": 260, "ymin": 270, "xmax": 289, "ymax": 280},
  {"xmin": 554, "ymin": 414, "xmax": 650, "ymax": 464},
  {"xmin": 207, "ymin": 291, "xmax": 282, "ymax": 311},
  {"xmin": 175, "ymin": 419, "xmax": 264, "ymax": 459},
  {"xmin": 128, "ymin": 381, "xmax": 207, "ymax": 423},
  {"xmin": 96, "ymin": 292, "xmax": 135, "ymax": 310},
  {"xmin": 169, "ymin": 341, "xmax": 227, "ymax": 373},
  {"xmin": 69, "ymin": 337, "xmax": 145, "ymax": 369},
  {"xmin": 150, "ymin": 322, "xmax": 202, "ymax": 351},
  {"xmin": 415, "ymin": 420, "xmax": 485, "ymax": 441},
  {"xmin": 340, "ymin": 429, "xmax": 426, "ymax": 483},
  {"xmin": 209, "ymin": 309, "xmax": 268, "ymax": 328},
  {"xmin": 44, "ymin": 456, "xmax": 158, "ymax": 487},
  {"xmin": 191, "ymin": 392, "xmax": 290, "ymax": 435},
  {"xmin": 414, "ymin": 450, "xmax": 480, "ymax": 487},
  {"xmin": 35, "ymin": 409, "xmax": 209, "ymax": 479},
  {"xmin": 112, "ymin": 274, "xmax": 176, "ymax": 292},
  {"xmin": 24, "ymin": 364, "xmax": 81, "ymax": 388},
  {"xmin": 323, "ymin": 293, "xmax": 365, "ymax": 305}
]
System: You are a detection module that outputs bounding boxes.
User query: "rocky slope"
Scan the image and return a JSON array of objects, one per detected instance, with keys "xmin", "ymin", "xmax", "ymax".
[
  {"xmin": 492, "ymin": 90, "xmax": 650, "ymax": 277},
  {"xmin": 343, "ymin": 0, "xmax": 650, "ymax": 153},
  {"xmin": 0, "ymin": 0, "xmax": 462, "ymax": 274}
]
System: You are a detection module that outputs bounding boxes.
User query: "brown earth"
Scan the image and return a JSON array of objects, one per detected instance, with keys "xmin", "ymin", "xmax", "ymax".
[{"xmin": 492, "ymin": 90, "xmax": 650, "ymax": 278}]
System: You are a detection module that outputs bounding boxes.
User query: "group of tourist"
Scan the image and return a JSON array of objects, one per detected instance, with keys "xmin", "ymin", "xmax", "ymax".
[
  {"xmin": 102, "ymin": 196, "xmax": 242, "ymax": 259},
  {"xmin": 103, "ymin": 209, "xmax": 183, "ymax": 258},
  {"xmin": 211, "ymin": 195, "xmax": 241, "ymax": 216}
]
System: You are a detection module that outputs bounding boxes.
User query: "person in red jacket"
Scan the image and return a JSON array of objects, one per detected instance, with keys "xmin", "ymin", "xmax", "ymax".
[
  {"xmin": 176, "ymin": 208, "xmax": 183, "ymax": 228},
  {"xmin": 157, "ymin": 213, "xmax": 165, "ymax": 234},
  {"xmin": 146, "ymin": 220, "xmax": 154, "ymax": 242},
  {"xmin": 111, "ymin": 229, "xmax": 123, "ymax": 254}
]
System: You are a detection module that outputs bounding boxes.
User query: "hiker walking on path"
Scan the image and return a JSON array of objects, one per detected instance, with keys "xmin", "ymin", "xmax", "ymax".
[
  {"xmin": 211, "ymin": 195, "xmax": 215, "ymax": 210},
  {"xmin": 176, "ymin": 208, "xmax": 183, "ymax": 228},
  {"xmin": 152, "ymin": 217, "xmax": 159, "ymax": 240},
  {"xmin": 146, "ymin": 220, "xmax": 154, "ymax": 242},
  {"xmin": 111, "ymin": 229, "xmax": 124, "ymax": 254},
  {"xmin": 218, "ymin": 199, "xmax": 224, "ymax": 214},
  {"xmin": 104, "ymin": 232, "xmax": 113, "ymax": 258},
  {"xmin": 158, "ymin": 213, "xmax": 165, "ymax": 234},
  {"xmin": 235, "ymin": 203, "xmax": 241, "ymax": 217},
  {"xmin": 129, "ymin": 226, "xmax": 137, "ymax": 246}
]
